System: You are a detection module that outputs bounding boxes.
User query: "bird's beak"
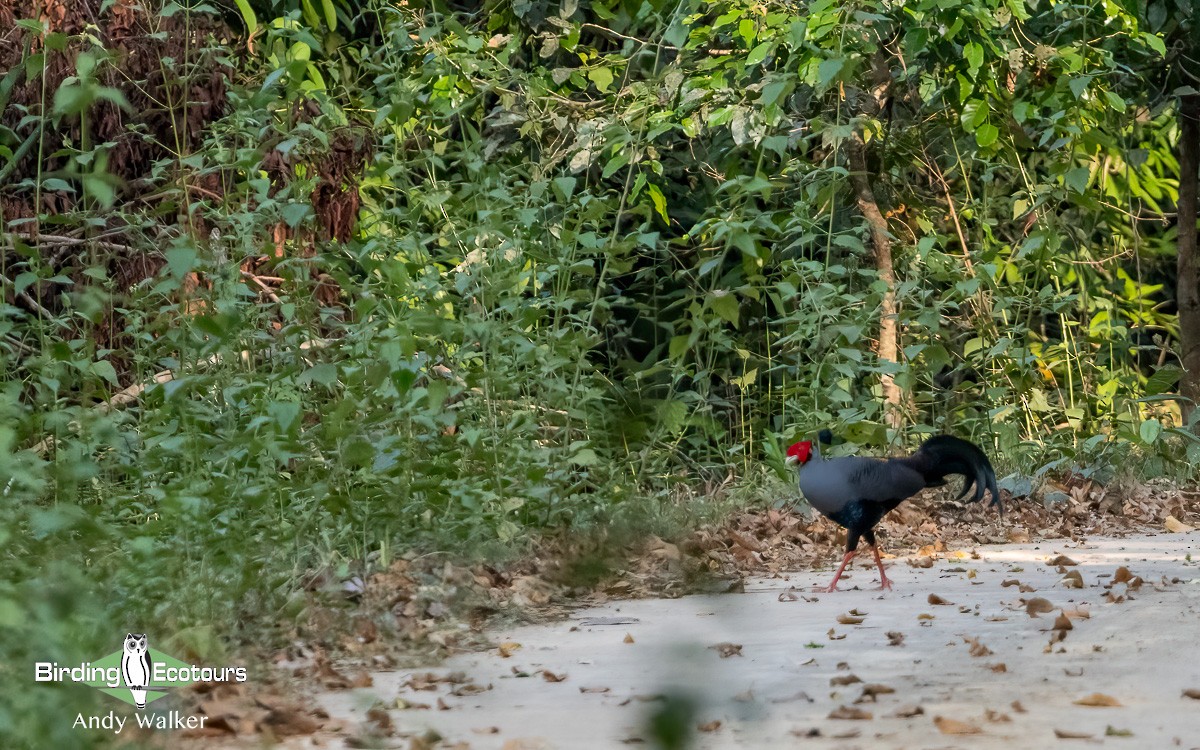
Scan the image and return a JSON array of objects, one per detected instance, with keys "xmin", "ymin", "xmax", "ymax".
[{"xmin": 784, "ymin": 455, "xmax": 799, "ymax": 466}]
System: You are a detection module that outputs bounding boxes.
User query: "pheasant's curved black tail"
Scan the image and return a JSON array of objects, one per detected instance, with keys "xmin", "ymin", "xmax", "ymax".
[{"xmin": 915, "ymin": 435, "xmax": 1003, "ymax": 516}]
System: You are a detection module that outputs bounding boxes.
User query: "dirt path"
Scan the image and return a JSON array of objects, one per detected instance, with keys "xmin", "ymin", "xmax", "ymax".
[{"xmin": 295, "ymin": 533, "xmax": 1200, "ymax": 749}]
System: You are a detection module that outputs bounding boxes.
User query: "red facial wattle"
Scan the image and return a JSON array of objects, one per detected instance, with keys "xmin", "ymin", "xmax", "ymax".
[{"xmin": 786, "ymin": 440, "xmax": 813, "ymax": 464}]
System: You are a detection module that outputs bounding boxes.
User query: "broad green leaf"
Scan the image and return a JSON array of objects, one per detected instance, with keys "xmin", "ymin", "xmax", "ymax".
[
  {"xmin": 817, "ymin": 58, "xmax": 844, "ymax": 87},
  {"xmin": 1068, "ymin": 76, "xmax": 1089, "ymax": 99},
  {"xmin": 761, "ymin": 78, "xmax": 789, "ymax": 106},
  {"xmin": 164, "ymin": 244, "xmax": 198, "ymax": 279},
  {"xmin": 588, "ymin": 66, "xmax": 614, "ymax": 93},
  {"xmin": 746, "ymin": 41, "xmax": 773, "ymax": 66},
  {"xmin": 13, "ymin": 271, "xmax": 37, "ymax": 296},
  {"xmin": 299, "ymin": 0, "xmax": 321, "ymax": 27},
  {"xmin": 710, "ymin": 292, "xmax": 740, "ymax": 326},
  {"xmin": 1144, "ymin": 365, "xmax": 1183, "ymax": 396},
  {"xmin": 964, "ymin": 41, "xmax": 983, "ymax": 74},
  {"xmin": 268, "ymin": 400, "xmax": 301, "ymax": 432},
  {"xmin": 281, "ymin": 202, "xmax": 310, "ymax": 228},
  {"xmin": 552, "ymin": 176, "xmax": 576, "ymax": 201},
  {"xmin": 92, "ymin": 360, "xmax": 119, "ymax": 385},
  {"xmin": 1064, "ymin": 167, "xmax": 1090, "ymax": 194},
  {"xmin": 1141, "ymin": 32, "xmax": 1166, "ymax": 56},
  {"xmin": 1139, "ymin": 419, "xmax": 1162, "ymax": 445},
  {"xmin": 647, "ymin": 183, "xmax": 667, "ymax": 222},
  {"xmin": 571, "ymin": 447, "xmax": 600, "ymax": 466},
  {"xmin": 669, "ymin": 335, "xmax": 691, "ymax": 360},
  {"xmin": 974, "ymin": 123, "xmax": 999, "ymax": 147},
  {"xmin": 232, "ymin": 0, "xmax": 258, "ymax": 35},
  {"xmin": 960, "ymin": 99, "xmax": 988, "ymax": 130},
  {"xmin": 304, "ymin": 363, "xmax": 338, "ymax": 387}
]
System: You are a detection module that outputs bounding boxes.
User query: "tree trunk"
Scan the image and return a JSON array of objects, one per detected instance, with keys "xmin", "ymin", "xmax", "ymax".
[
  {"xmin": 845, "ymin": 132, "xmax": 905, "ymax": 433},
  {"xmin": 1177, "ymin": 93, "xmax": 1200, "ymax": 427}
]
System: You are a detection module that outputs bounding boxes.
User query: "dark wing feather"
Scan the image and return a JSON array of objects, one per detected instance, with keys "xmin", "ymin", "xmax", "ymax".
[
  {"xmin": 851, "ymin": 458, "xmax": 927, "ymax": 503},
  {"xmin": 799, "ymin": 455, "xmax": 927, "ymax": 517}
]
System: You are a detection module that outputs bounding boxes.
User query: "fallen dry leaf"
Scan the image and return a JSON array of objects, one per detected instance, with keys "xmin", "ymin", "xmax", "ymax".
[
  {"xmin": 891, "ymin": 704, "xmax": 924, "ymax": 718},
  {"xmin": 838, "ymin": 613, "xmax": 866, "ymax": 625},
  {"xmin": 623, "ymin": 633, "xmax": 635, "ymax": 644},
  {"xmin": 1025, "ymin": 597, "xmax": 1054, "ymax": 617},
  {"xmin": 987, "ymin": 663, "xmax": 1007, "ymax": 673},
  {"xmin": 778, "ymin": 591, "xmax": 799, "ymax": 602},
  {"xmin": 917, "ymin": 613, "xmax": 935, "ymax": 620},
  {"xmin": 1052, "ymin": 612, "xmax": 1074, "ymax": 631},
  {"xmin": 855, "ymin": 684, "xmax": 895, "ymax": 703},
  {"xmin": 1164, "ymin": 515, "xmax": 1195, "ymax": 533},
  {"xmin": 928, "ymin": 593, "xmax": 952, "ymax": 605},
  {"xmin": 909, "ymin": 557, "xmax": 935, "ymax": 568},
  {"xmin": 1054, "ymin": 729, "xmax": 1094, "ymax": 739},
  {"xmin": 1048, "ymin": 555, "xmax": 1078, "ymax": 566},
  {"xmin": 1113, "ymin": 566, "xmax": 1134, "ymax": 584},
  {"xmin": 886, "ymin": 631, "xmax": 905, "ymax": 646},
  {"xmin": 472, "ymin": 726, "xmax": 500, "ymax": 735},
  {"xmin": 498, "ymin": 641, "xmax": 522, "ymax": 658},
  {"xmin": 984, "ymin": 709, "xmax": 1011, "ymax": 723},
  {"xmin": 502, "ymin": 739, "xmax": 553, "ymax": 750},
  {"xmin": 827, "ymin": 628, "xmax": 846, "ymax": 640},
  {"xmin": 313, "ymin": 653, "xmax": 354, "ymax": 690},
  {"xmin": 697, "ymin": 720, "xmax": 722, "ymax": 732},
  {"xmin": 771, "ymin": 690, "xmax": 814, "ymax": 703},
  {"xmin": 1001, "ymin": 578, "xmax": 1022, "ymax": 587},
  {"xmin": 830, "ymin": 674, "xmax": 862, "ymax": 687},
  {"xmin": 1074, "ymin": 693, "xmax": 1122, "ymax": 707},
  {"xmin": 617, "ymin": 694, "xmax": 665, "ymax": 706},
  {"xmin": 540, "ymin": 670, "xmax": 567, "ymax": 683},
  {"xmin": 1061, "ymin": 570, "xmax": 1084, "ymax": 589},
  {"xmin": 709, "ymin": 642, "xmax": 743, "ymax": 658},
  {"xmin": 1106, "ymin": 725, "xmax": 1134, "ymax": 737},
  {"xmin": 579, "ymin": 686, "xmax": 609, "ymax": 694},
  {"xmin": 828, "ymin": 705, "xmax": 872, "ymax": 720},
  {"xmin": 1183, "ymin": 688, "xmax": 1200, "ymax": 700},
  {"xmin": 933, "ymin": 716, "xmax": 981, "ymax": 735},
  {"xmin": 1011, "ymin": 700, "xmax": 1026, "ymax": 713},
  {"xmin": 963, "ymin": 636, "xmax": 992, "ymax": 657}
]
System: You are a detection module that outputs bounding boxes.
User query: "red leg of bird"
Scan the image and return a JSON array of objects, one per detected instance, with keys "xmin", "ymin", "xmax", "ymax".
[
  {"xmin": 824, "ymin": 549, "xmax": 858, "ymax": 592},
  {"xmin": 870, "ymin": 544, "xmax": 892, "ymax": 590}
]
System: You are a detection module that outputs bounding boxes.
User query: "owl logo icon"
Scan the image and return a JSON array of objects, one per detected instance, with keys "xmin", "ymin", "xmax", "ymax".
[{"xmin": 120, "ymin": 634, "xmax": 152, "ymax": 709}]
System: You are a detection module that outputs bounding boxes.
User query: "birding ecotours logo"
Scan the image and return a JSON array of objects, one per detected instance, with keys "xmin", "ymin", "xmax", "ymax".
[{"xmin": 35, "ymin": 633, "xmax": 248, "ymax": 718}]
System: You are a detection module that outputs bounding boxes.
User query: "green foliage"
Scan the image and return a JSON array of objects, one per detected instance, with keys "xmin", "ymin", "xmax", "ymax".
[{"xmin": 1, "ymin": 1, "xmax": 1197, "ymax": 745}]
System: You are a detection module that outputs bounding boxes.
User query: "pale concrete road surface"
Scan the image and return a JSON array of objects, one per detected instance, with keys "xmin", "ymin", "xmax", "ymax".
[{"xmin": 312, "ymin": 533, "xmax": 1200, "ymax": 749}]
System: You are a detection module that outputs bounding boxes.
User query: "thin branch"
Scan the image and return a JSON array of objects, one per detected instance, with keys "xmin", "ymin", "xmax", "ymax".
[
  {"xmin": 241, "ymin": 270, "xmax": 282, "ymax": 304},
  {"xmin": 0, "ymin": 271, "xmax": 55, "ymax": 320}
]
